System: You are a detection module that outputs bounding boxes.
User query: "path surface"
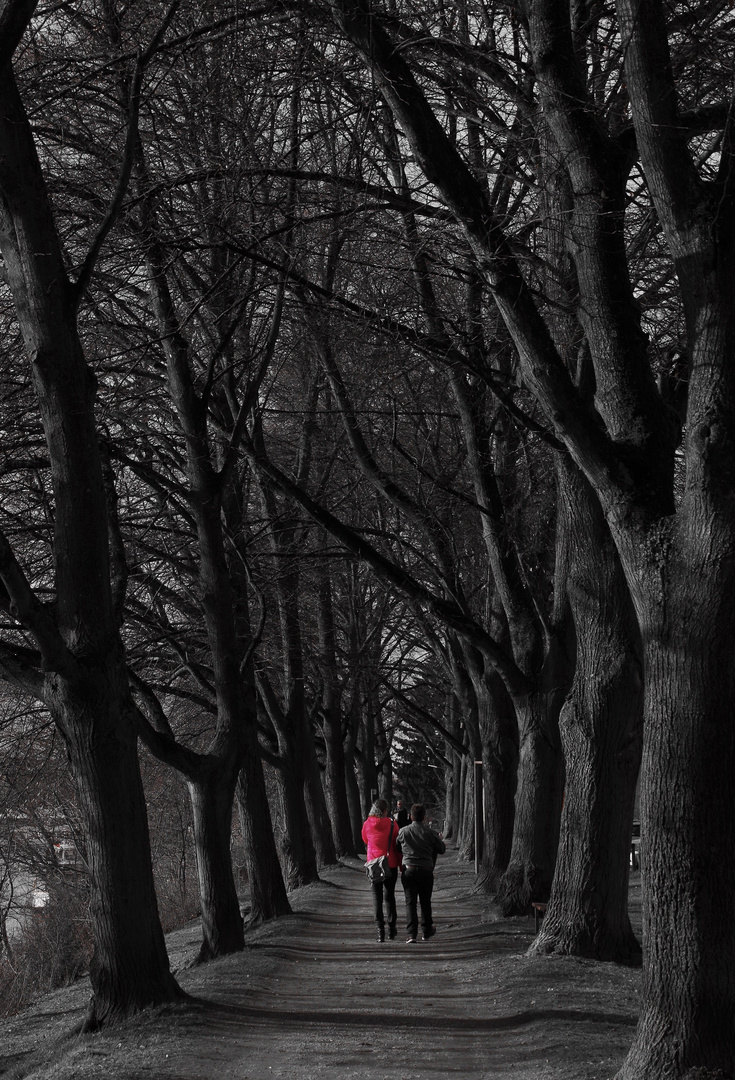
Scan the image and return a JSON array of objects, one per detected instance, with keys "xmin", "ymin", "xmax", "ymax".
[{"xmin": 2, "ymin": 854, "xmax": 641, "ymax": 1080}]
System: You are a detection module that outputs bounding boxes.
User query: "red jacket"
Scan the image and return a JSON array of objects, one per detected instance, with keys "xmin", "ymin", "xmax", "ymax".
[{"xmin": 362, "ymin": 815, "xmax": 402, "ymax": 869}]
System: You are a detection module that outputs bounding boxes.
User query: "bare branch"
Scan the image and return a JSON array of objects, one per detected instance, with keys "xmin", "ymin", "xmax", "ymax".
[
  {"xmin": 72, "ymin": 54, "xmax": 144, "ymax": 307},
  {"xmin": 0, "ymin": 529, "xmax": 72, "ymax": 676}
]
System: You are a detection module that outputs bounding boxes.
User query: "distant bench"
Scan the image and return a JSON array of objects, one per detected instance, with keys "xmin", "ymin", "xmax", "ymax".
[{"xmin": 531, "ymin": 901, "xmax": 547, "ymax": 933}]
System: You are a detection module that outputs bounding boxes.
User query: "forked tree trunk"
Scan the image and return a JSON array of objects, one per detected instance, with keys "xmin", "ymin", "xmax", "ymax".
[
  {"xmin": 57, "ymin": 669, "xmax": 182, "ymax": 1028},
  {"xmin": 322, "ymin": 707, "xmax": 356, "ymax": 857},
  {"xmin": 236, "ymin": 747, "xmax": 291, "ymax": 923},
  {"xmin": 530, "ymin": 463, "xmax": 642, "ymax": 962}
]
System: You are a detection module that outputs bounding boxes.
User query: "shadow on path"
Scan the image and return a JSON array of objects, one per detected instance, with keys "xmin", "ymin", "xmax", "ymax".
[{"xmin": 2, "ymin": 853, "xmax": 642, "ymax": 1080}]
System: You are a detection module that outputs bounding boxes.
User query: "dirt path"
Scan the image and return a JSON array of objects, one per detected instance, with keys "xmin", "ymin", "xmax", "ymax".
[{"xmin": 1, "ymin": 855, "xmax": 642, "ymax": 1080}]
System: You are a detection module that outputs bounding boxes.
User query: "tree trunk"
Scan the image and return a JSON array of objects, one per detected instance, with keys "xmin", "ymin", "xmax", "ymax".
[
  {"xmin": 344, "ymin": 730, "xmax": 365, "ymax": 853},
  {"xmin": 56, "ymin": 668, "xmax": 182, "ymax": 1028},
  {"xmin": 456, "ymin": 749, "xmax": 475, "ymax": 863},
  {"xmin": 303, "ymin": 733, "xmax": 338, "ymax": 867},
  {"xmin": 0, "ymin": 62, "xmax": 181, "ymax": 1024},
  {"xmin": 531, "ymin": 462, "xmax": 642, "ymax": 962},
  {"xmin": 375, "ymin": 704, "xmax": 393, "ymax": 806},
  {"xmin": 322, "ymin": 706, "xmax": 356, "ymax": 857},
  {"xmin": 477, "ymin": 668, "xmax": 518, "ymax": 891},
  {"xmin": 495, "ymin": 637, "xmax": 568, "ymax": 915},
  {"xmin": 273, "ymin": 744, "xmax": 320, "ymax": 887},
  {"xmin": 361, "ymin": 686, "xmax": 380, "ymax": 807},
  {"xmin": 187, "ymin": 764, "xmax": 244, "ymax": 963},
  {"xmin": 316, "ymin": 556, "xmax": 355, "ymax": 856},
  {"xmin": 443, "ymin": 694, "xmax": 463, "ymax": 840},
  {"xmin": 617, "ymin": 569, "xmax": 735, "ymax": 1077},
  {"xmin": 236, "ymin": 749, "xmax": 291, "ymax": 923}
]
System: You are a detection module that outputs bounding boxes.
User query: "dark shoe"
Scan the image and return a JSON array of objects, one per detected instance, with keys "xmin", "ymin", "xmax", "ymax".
[
  {"xmin": 377, "ymin": 926, "xmax": 385, "ymax": 943},
  {"xmin": 422, "ymin": 926, "xmax": 436, "ymax": 941},
  {"xmin": 388, "ymin": 923, "xmax": 397, "ymax": 940},
  {"xmin": 406, "ymin": 936, "xmax": 417, "ymax": 944}
]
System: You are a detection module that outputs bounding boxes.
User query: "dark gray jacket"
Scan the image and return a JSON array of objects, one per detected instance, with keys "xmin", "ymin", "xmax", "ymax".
[{"xmin": 396, "ymin": 822, "xmax": 445, "ymax": 871}]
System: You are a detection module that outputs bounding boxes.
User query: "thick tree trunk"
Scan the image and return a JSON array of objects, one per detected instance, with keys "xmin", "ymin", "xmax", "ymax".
[
  {"xmin": 236, "ymin": 750, "xmax": 291, "ymax": 923},
  {"xmin": 456, "ymin": 750, "xmax": 475, "ymax": 862},
  {"xmin": 375, "ymin": 704, "xmax": 392, "ymax": 806},
  {"xmin": 477, "ymin": 667, "xmax": 518, "ymax": 891},
  {"xmin": 322, "ymin": 707, "xmax": 356, "ymax": 857},
  {"xmin": 56, "ymin": 668, "xmax": 182, "ymax": 1028},
  {"xmin": 187, "ymin": 766, "xmax": 244, "ymax": 962},
  {"xmin": 360, "ymin": 689, "xmax": 380, "ymax": 806},
  {"xmin": 344, "ymin": 738, "xmax": 365, "ymax": 853},
  {"xmin": 303, "ymin": 734, "xmax": 338, "ymax": 867},
  {"xmin": 531, "ymin": 463, "xmax": 642, "ymax": 962},
  {"xmin": 316, "ymin": 558, "xmax": 355, "ymax": 857},
  {"xmin": 449, "ymin": 651, "xmax": 480, "ymax": 862},
  {"xmin": 273, "ymin": 745, "xmax": 320, "ymax": 887},
  {"xmin": 495, "ymin": 638, "xmax": 568, "ymax": 915},
  {"xmin": 617, "ymin": 576, "xmax": 735, "ymax": 1077},
  {"xmin": 257, "ymin": 501, "xmax": 326, "ymax": 883}
]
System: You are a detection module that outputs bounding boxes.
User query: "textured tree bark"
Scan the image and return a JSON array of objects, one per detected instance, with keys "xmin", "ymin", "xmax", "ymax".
[
  {"xmin": 447, "ymin": 645, "xmax": 480, "ymax": 862},
  {"xmin": 495, "ymin": 722, "xmax": 563, "ymax": 913},
  {"xmin": 222, "ymin": 497, "xmax": 291, "ymax": 922},
  {"xmin": 477, "ymin": 669, "xmax": 518, "ymax": 891},
  {"xmin": 456, "ymin": 750, "xmax": 475, "ymax": 863},
  {"xmin": 187, "ymin": 767, "xmax": 244, "ymax": 962},
  {"xmin": 344, "ymin": 734, "xmax": 366, "ymax": 853},
  {"xmin": 495, "ymin": 638, "xmax": 568, "ymax": 915},
  {"xmin": 617, "ymin": 566, "xmax": 735, "ymax": 1077},
  {"xmin": 272, "ymin": 741, "xmax": 320, "ymax": 887},
  {"xmin": 303, "ymin": 733, "xmax": 339, "ymax": 867},
  {"xmin": 236, "ymin": 748, "xmax": 291, "ymax": 923},
  {"xmin": 256, "ymin": 486, "xmax": 331, "ymax": 880},
  {"xmin": 53, "ymin": 659, "xmax": 182, "ymax": 1027},
  {"xmin": 443, "ymin": 694, "xmax": 463, "ymax": 841},
  {"xmin": 322, "ymin": 707, "xmax": 355, "ymax": 857},
  {"xmin": 530, "ymin": 461, "xmax": 642, "ymax": 962},
  {"xmin": 316, "ymin": 557, "xmax": 355, "ymax": 857}
]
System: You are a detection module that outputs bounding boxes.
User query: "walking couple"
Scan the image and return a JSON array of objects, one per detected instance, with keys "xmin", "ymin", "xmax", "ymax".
[{"xmin": 362, "ymin": 799, "xmax": 446, "ymax": 943}]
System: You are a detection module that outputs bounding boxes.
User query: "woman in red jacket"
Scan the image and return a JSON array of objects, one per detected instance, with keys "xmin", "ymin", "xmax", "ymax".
[{"xmin": 361, "ymin": 798, "xmax": 402, "ymax": 942}]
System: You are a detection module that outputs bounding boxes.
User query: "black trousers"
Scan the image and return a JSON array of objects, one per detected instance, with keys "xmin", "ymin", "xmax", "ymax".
[
  {"xmin": 371, "ymin": 867, "xmax": 398, "ymax": 928},
  {"xmin": 369, "ymin": 864, "xmax": 399, "ymax": 924},
  {"xmin": 401, "ymin": 866, "xmax": 434, "ymax": 939}
]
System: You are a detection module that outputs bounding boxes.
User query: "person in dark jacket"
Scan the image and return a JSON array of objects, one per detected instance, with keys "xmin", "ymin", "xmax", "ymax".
[
  {"xmin": 396, "ymin": 803, "xmax": 445, "ymax": 943},
  {"xmin": 361, "ymin": 798, "xmax": 402, "ymax": 942},
  {"xmin": 395, "ymin": 800, "xmax": 410, "ymax": 828}
]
